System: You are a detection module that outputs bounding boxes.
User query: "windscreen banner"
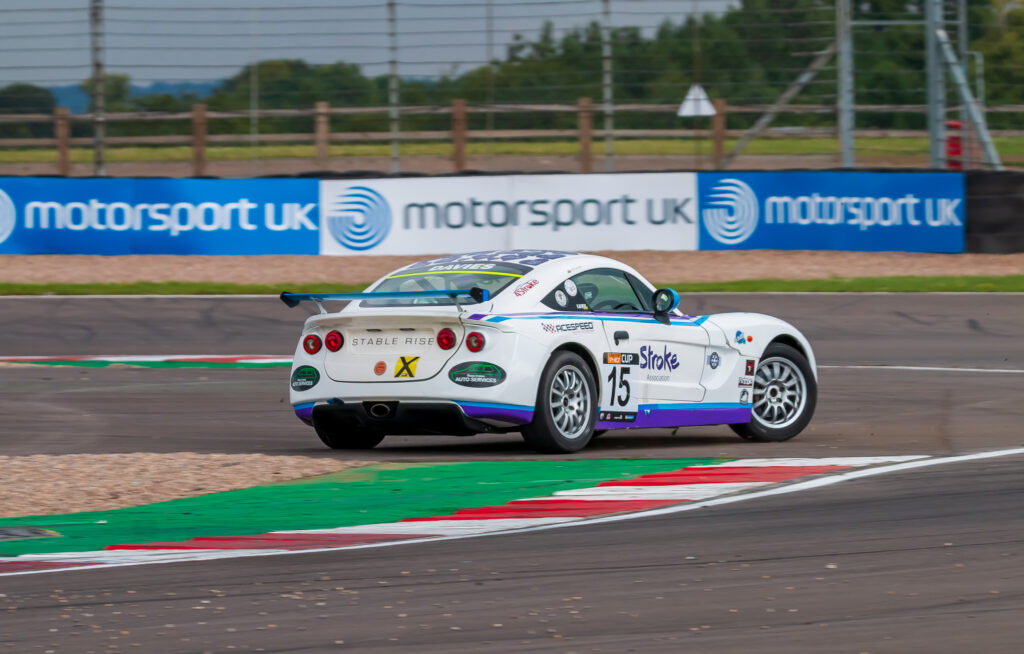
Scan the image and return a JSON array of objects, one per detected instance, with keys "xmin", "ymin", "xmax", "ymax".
[
  {"xmin": 697, "ymin": 171, "xmax": 965, "ymax": 253},
  {"xmin": 318, "ymin": 173, "xmax": 698, "ymax": 256},
  {"xmin": 0, "ymin": 177, "xmax": 319, "ymax": 255}
]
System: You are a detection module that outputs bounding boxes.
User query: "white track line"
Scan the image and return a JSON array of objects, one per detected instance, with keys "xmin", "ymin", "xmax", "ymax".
[
  {"xmin": 715, "ymin": 456, "xmax": 927, "ymax": 466},
  {"xmin": 820, "ymin": 365, "xmax": 1024, "ymax": 374},
  {"xmin": 277, "ymin": 518, "xmax": 581, "ymax": 537}
]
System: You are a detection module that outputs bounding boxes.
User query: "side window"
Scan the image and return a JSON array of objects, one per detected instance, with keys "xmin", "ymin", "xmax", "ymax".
[
  {"xmin": 543, "ymin": 268, "xmax": 645, "ymax": 313},
  {"xmin": 541, "ymin": 278, "xmax": 593, "ymax": 312},
  {"xmin": 625, "ymin": 273, "xmax": 654, "ymax": 312}
]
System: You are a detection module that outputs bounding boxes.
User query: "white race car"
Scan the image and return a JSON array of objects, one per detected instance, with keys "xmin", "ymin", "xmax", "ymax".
[{"xmin": 282, "ymin": 250, "xmax": 817, "ymax": 453}]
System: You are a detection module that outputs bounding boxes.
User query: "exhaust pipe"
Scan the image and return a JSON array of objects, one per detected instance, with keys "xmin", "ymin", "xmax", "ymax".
[{"xmin": 368, "ymin": 403, "xmax": 392, "ymax": 418}]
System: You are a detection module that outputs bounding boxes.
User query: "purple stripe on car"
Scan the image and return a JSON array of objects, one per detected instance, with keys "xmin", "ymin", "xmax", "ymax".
[
  {"xmin": 458, "ymin": 402, "xmax": 534, "ymax": 425},
  {"xmin": 595, "ymin": 406, "xmax": 751, "ymax": 431},
  {"xmin": 293, "ymin": 403, "xmax": 315, "ymax": 426}
]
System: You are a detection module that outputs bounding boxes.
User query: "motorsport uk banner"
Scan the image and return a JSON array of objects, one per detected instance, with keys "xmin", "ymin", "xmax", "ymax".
[
  {"xmin": 0, "ymin": 178, "xmax": 319, "ymax": 255},
  {"xmin": 0, "ymin": 171, "xmax": 965, "ymax": 255},
  {"xmin": 697, "ymin": 171, "xmax": 965, "ymax": 253}
]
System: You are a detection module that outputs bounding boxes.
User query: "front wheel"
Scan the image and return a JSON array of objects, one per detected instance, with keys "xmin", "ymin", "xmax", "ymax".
[
  {"xmin": 521, "ymin": 351, "xmax": 597, "ymax": 454},
  {"xmin": 730, "ymin": 342, "xmax": 816, "ymax": 442}
]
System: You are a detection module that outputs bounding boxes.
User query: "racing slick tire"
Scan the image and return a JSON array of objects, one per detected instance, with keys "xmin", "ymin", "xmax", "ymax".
[
  {"xmin": 521, "ymin": 351, "xmax": 598, "ymax": 454},
  {"xmin": 730, "ymin": 342, "xmax": 816, "ymax": 442},
  {"xmin": 313, "ymin": 412, "xmax": 386, "ymax": 450}
]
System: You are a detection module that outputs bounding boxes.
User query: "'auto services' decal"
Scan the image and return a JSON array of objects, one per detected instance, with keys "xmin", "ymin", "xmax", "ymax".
[
  {"xmin": 449, "ymin": 362, "xmax": 506, "ymax": 387},
  {"xmin": 290, "ymin": 366, "xmax": 320, "ymax": 391}
]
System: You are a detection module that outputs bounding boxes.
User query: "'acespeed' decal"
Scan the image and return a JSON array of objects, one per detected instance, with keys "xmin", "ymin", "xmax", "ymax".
[
  {"xmin": 290, "ymin": 365, "xmax": 320, "ymax": 391},
  {"xmin": 449, "ymin": 362, "xmax": 507, "ymax": 387}
]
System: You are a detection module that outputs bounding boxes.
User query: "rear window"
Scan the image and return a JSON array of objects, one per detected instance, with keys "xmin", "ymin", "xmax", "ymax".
[{"xmin": 360, "ymin": 262, "xmax": 529, "ymax": 307}]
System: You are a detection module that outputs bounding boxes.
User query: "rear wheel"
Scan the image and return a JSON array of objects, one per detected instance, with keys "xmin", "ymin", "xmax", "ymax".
[
  {"xmin": 521, "ymin": 351, "xmax": 597, "ymax": 454},
  {"xmin": 730, "ymin": 342, "xmax": 816, "ymax": 442},
  {"xmin": 312, "ymin": 411, "xmax": 386, "ymax": 450}
]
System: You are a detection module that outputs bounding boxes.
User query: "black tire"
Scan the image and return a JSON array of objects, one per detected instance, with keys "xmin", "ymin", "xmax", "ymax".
[
  {"xmin": 729, "ymin": 342, "xmax": 816, "ymax": 442},
  {"xmin": 521, "ymin": 351, "xmax": 598, "ymax": 454},
  {"xmin": 312, "ymin": 412, "xmax": 386, "ymax": 450}
]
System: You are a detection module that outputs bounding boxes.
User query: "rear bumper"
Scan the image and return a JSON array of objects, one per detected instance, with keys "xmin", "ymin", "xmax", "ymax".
[{"xmin": 303, "ymin": 400, "xmax": 513, "ymax": 436}]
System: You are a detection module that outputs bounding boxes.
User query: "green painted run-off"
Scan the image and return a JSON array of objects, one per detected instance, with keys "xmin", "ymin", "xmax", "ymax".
[{"xmin": 0, "ymin": 459, "xmax": 725, "ymax": 557}]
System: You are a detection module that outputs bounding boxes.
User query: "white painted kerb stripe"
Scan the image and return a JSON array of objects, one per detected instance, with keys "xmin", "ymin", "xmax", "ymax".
[{"xmin": 276, "ymin": 517, "xmax": 580, "ymax": 536}]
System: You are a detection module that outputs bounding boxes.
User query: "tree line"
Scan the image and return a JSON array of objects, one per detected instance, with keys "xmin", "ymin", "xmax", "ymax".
[{"xmin": 1, "ymin": 0, "xmax": 1020, "ymax": 139}]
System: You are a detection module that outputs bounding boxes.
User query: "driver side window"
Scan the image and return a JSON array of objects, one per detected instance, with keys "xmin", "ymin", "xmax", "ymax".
[{"xmin": 541, "ymin": 268, "xmax": 648, "ymax": 313}]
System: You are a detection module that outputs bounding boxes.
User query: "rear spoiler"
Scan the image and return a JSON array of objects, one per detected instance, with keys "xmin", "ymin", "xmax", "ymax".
[{"xmin": 280, "ymin": 287, "xmax": 491, "ymax": 313}]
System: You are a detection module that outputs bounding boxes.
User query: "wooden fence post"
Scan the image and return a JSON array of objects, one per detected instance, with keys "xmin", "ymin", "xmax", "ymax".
[
  {"xmin": 712, "ymin": 98, "xmax": 727, "ymax": 169},
  {"xmin": 578, "ymin": 97, "xmax": 593, "ymax": 173},
  {"xmin": 191, "ymin": 103, "xmax": 207, "ymax": 177},
  {"xmin": 314, "ymin": 101, "xmax": 330, "ymax": 168},
  {"xmin": 452, "ymin": 98, "xmax": 467, "ymax": 172},
  {"xmin": 54, "ymin": 107, "xmax": 70, "ymax": 176}
]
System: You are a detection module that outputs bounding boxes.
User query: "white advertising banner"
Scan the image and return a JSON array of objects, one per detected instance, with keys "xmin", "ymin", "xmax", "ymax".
[{"xmin": 319, "ymin": 173, "xmax": 697, "ymax": 256}]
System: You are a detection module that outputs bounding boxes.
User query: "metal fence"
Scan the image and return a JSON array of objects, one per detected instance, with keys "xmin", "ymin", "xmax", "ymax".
[{"xmin": 0, "ymin": 0, "xmax": 1019, "ymax": 177}]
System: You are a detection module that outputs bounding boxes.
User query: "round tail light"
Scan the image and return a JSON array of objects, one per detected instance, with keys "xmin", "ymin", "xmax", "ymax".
[
  {"xmin": 302, "ymin": 334, "xmax": 322, "ymax": 355},
  {"xmin": 437, "ymin": 328, "xmax": 456, "ymax": 350},
  {"xmin": 466, "ymin": 331, "xmax": 485, "ymax": 352},
  {"xmin": 325, "ymin": 330, "xmax": 343, "ymax": 352}
]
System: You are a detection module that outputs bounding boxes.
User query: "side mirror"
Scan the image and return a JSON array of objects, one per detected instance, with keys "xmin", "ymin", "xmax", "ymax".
[{"xmin": 651, "ymin": 288, "xmax": 680, "ymax": 325}]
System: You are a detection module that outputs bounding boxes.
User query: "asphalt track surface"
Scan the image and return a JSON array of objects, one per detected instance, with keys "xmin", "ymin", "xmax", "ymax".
[
  {"xmin": 2, "ymin": 294, "xmax": 1024, "ymax": 652},
  {"xmin": 1, "ymin": 293, "xmax": 1021, "ymax": 458}
]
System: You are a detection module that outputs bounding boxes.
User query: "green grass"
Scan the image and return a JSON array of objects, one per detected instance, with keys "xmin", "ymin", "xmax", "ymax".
[
  {"xmin": 1, "ymin": 137, "xmax": 1021, "ymax": 164},
  {"xmin": 2, "ymin": 275, "xmax": 1022, "ymax": 296}
]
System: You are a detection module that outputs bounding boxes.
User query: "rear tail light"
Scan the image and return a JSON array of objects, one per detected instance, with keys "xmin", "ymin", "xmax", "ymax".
[
  {"xmin": 466, "ymin": 331, "xmax": 485, "ymax": 352},
  {"xmin": 325, "ymin": 330, "xmax": 343, "ymax": 352},
  {"xmin": 437, "ymin": 328, "xmax": 456, "ymax": 350},
  {"xmin": 302, "ymin": 334, "xmax": 322, "ymax": 355}
]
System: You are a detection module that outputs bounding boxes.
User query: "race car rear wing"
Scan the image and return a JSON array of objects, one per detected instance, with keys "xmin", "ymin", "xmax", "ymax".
[{"xmin": 280, "ymin": 287, "xmax": 491, "ymax": 313}]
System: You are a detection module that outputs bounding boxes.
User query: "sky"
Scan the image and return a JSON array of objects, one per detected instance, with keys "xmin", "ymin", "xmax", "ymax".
[{"xmin": 0, "ymin": 0, "xmax": 735, "ymax": 88}]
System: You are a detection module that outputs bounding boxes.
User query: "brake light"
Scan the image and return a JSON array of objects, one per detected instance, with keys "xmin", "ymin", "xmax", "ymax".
[
  {"xmin": 437, "ymin": 328, "xmax": 456, "ymax": 350},
  {"xmin": 302, "ymin": 334, "xmax": 322, "ymax": 355},
  {"xmin": 325, "ymin": 330, "xmax": 343, "ymax": 352},
  {"xmin": 466, "ymin": 331, "xmax": 485, "ymax": 352}
]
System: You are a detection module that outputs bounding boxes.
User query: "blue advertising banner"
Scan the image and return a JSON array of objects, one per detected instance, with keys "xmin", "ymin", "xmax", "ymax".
[
  {"xmin": 0, "ymin": 178, "xmax": 318, "ymax": 255},
  {"xmin": 697, "ymin": 172, "xmax": 965, "ymax": 253}
]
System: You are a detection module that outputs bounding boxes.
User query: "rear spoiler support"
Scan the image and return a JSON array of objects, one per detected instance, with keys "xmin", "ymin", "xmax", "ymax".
[{"xmin": 280, "ymin": 287, "xmax": 491, "ymax": 314}]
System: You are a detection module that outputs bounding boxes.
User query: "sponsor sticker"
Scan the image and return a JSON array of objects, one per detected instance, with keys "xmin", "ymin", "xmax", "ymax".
[
  {"xmin": 541, "ymin": 320, "xmax": 595, "ymax": 334},
  {"xmin": 640, "ymin": 344, "xmax": 679, "ymax": 371},
  {"xmin": 564, "ymin": 279, "xmax": 578, "ymax": 296},
  {"xmin": 603, "ymin": 352, "xmax": 639, "ymax": 365},
  {"xmin": 740, "ymin": 389, "xmax": 750, "ymax": 404},
  {"xmin": 738, "ymin": 376, "xmax": 754, "ymax": 387},
  {"xmin": 575, "ymin": 303, "xmax": 590, "ymax": 310},
  {"xmin": 708, "ymin": 352, "xmax": 720, "ymax": 369},
  {"xmin": 374, "ymin": 361, "xmax": 387, "ymax": 376},
  {"xmin": 449, "ymin": 361, "xmax": 506, "ymax": 387},
  {"xmin": 600, "ymin": 411, "xmax": 637, "ymax": 423},
  {"xmin": 290, "ymin": 365, "xmax": 320, "ymax": 391},
  {"xmin": 735, "ymin": 330, "xmax": 753, "ymax": 344},
  {"xmin": 394, "ymin": 356, "xmax": 420, "ymax": 378},
  {"xmin": 514, "ymin": 278, "xmax": 540, "ymax": 297},
  {"xmin": 745, "ymin": 359, "xmax": 756, "ymax": 375},
  {"xmin": 349, "ymin": 335, "xmax": 434, "ymax": 348},
  {"xmin": 554, "ymin": 289, "xmax": 568, "ymax": 307}
]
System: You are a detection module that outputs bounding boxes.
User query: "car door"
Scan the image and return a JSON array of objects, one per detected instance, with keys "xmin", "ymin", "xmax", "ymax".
[{"xmin": 567, "ymin": 269, "xmax": 709, "ymax": 410}]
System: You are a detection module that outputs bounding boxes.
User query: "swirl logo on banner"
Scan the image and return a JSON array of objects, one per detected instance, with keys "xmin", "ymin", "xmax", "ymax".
[
  {"xmin": 702, "ymin": 178, "xmax": 759, "ymax": 244},
  {"xmin": 0, "ymin": 188, "xmax": 15, "ymax": 246},
  {"xmin": 326, "ymin": 185, "xmax": 392, "ymax": 251}
]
